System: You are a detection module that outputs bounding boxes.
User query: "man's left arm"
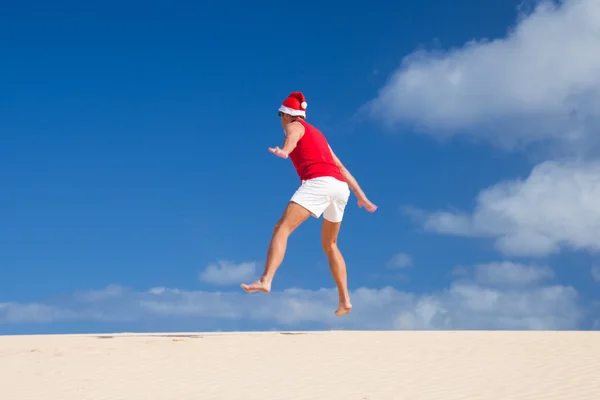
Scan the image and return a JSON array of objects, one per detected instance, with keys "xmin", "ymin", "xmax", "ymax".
[{"xmin": 269, "ymin": 121, "xmax": 305, "ymax": 158}]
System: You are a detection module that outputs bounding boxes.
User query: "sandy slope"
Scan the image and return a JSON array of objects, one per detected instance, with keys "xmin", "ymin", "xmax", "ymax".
[{"xmin": 0, "ymin": 331, "xmax": 599, "ymax": 399}]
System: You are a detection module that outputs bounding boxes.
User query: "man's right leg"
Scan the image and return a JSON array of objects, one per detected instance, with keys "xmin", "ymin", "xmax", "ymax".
[
  {"xmin": 321, "ymin": 218, "xmax": 352, "ymax": 316},
  {"xmin": 241, "ymin": 201, "xmax": 311, "ymax": 293}
]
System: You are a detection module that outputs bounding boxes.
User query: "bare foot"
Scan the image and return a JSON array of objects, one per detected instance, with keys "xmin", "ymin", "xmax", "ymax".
[
  {"xmin": 335, "ymin": 302, "xmax": 352, "ymax": 316},
  {"xmin": 241, "ymin": 279, "xmax": 271, "ymax": 293}
]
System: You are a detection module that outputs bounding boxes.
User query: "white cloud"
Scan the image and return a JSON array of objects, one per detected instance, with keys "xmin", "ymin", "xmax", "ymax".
[
  {"xmin": 591, "ymin": 265, "xmax": 600, "ymax": 282},
  {"xmin": 387, "ymin": 253, "xmax": 413, "ymax": 269},
  {"xmin": 366, "ymin": 0, "xmax": 600, "ymax": 156},
  {"xmin": 0, "ymin": 303, "xmax": 77, "ymax": 324},
  {"xmin": 473, "ymin": 261, "xmax": 554, "ymax": 286},
  {"xmin": 72, "ymin": 284, "xmax": 127, "ymax": 302},
  {"xmin": 199, "ymin": 260, "xmax": 257, "ymax": 286},
  {"xmin": 409, "ymin": 160, "xmax": 600, "ymax": 257},
  {"xmin": 0, "ymin": 261, "xmax": 584, "ymax": 330}
]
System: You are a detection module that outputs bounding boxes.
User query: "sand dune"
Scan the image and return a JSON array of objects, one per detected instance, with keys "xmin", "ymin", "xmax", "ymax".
[{"xmin": 1, "ymin": 330, "xmax": 599, "ymax": 399}]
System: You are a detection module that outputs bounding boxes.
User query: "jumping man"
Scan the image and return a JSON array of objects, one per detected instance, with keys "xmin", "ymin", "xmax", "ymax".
[{"xmin": 241, "ymin": 92, "xmax": 377, "ymax": 316}]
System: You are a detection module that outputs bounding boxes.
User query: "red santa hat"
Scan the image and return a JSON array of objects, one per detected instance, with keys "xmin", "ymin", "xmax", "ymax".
[{"xmin": 278, "ymin": 91, "xmax": 308, "ymax": 117}]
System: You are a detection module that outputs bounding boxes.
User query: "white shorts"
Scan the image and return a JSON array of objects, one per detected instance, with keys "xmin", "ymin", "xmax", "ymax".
[{"xmin": 290, "ymin": 176, "xmax": 351, "ymax": 223}]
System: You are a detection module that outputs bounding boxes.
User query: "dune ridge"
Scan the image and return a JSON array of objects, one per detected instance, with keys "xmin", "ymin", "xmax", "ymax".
[{"xmin": 1, "ymin": 330, "xmax": 599, "ymax": 399}]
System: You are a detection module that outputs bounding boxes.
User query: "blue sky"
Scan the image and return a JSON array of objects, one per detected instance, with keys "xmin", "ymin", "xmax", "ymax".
[{"xmin": 2, "ymin": 0, "xmax": 600, "ymax": 334}]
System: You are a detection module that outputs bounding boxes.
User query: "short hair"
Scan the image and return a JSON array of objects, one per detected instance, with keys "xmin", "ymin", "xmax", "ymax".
[{"xmin": 278, "ymin": 112, "xmax": 305, "ymax": 120}]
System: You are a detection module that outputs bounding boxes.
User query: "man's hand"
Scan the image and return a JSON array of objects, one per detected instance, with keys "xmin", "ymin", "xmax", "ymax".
[
  {"xmin": 326, "ymin": 144, "xmax": 377, "ymax": 213},
  {"xmin": 269, "ymin": 120, "xmax": 304, "ymax": 159},
  {"xmin": 358, "ymin": 197, "xmax": 378, "ymax": 212},
  {"xmin": 268, "ymin": 146, "xmax": 289, "ymax": 159}
]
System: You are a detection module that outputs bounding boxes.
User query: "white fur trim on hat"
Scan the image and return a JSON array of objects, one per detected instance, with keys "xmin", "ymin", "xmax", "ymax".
[{"xmin": 278, "ymin": 105, "xmax": 306, "ymax": 117}]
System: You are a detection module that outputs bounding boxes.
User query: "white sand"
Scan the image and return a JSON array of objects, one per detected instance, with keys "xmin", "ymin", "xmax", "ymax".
[{"xmin": 1, "ymin": 330, "xmax": 599, "ymax": 399}]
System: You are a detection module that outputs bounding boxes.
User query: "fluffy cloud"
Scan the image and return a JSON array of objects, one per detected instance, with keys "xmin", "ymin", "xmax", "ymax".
[
  {"xmin": 366, "ymin": 0, "xmax": 600, "ymax": 155},
  {"xmin": 591, "ymin": 265, "xmax": 600, "ymax": 282},
  {"xmin": 387, "ymin": 253, "xmax": 413, "ymax": 269},
  {"xmin": 199, "ymin": 260, "xmax": 257, "ymax": 286},
  {"xmin": 407, "ymin": 160, "xmax": 600, "ymax": 257},
  {"xmin": 472, "ymin": 261, "xmax": 554, "ymax": 286},
  {"xmin": 0, "ymin": 261, "xmax": 584, "ymax": 330}
]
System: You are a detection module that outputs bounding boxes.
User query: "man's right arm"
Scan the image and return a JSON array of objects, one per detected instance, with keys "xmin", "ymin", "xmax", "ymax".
[{"xmin": 329, "ymin": 145, "xmax": 377, "ymax": 212}]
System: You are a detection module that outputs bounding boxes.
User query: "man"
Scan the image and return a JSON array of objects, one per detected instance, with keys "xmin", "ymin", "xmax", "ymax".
[{"xmin": 241, "ymin": 92, "xmax": 377, "ymax": 316}]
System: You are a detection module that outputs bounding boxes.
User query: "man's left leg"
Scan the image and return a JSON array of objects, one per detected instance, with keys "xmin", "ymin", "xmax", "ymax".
[{"xmin": 241, "ymin": 201, "xmax": 312, "ymax": 293}]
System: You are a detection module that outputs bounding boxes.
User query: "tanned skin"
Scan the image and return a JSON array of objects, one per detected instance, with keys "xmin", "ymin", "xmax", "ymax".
[{"xmin": 241, "ymin": 113, "xmax": 377, "ymax": 316}]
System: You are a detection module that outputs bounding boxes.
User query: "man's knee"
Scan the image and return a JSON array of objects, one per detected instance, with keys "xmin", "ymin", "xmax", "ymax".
[
  {"xmin": 273, "ymin": 216, "xmax": 296, "ymax": 237},
  {"xmin": 273, "ymin": 219, "xmax": 287, "ymax": 235},
  {"xmin": 321, "ymin": 238, "xmax": 339, "ymax": 255}
]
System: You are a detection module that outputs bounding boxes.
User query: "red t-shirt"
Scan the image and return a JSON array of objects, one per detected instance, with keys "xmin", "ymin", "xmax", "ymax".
[{"xmin": 288, "ymin": 119, "xmax": 346, "ymax": 183}]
